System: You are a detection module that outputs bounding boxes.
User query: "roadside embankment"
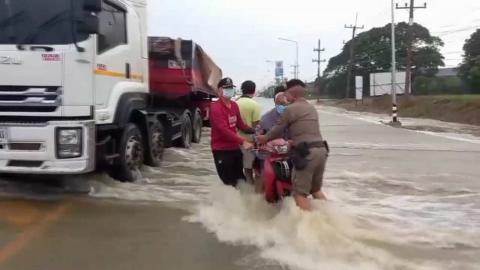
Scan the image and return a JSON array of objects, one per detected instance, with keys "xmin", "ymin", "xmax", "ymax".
[{"xmin": 321, "ymin": 95, "xmax": 480, "ymax": 126}]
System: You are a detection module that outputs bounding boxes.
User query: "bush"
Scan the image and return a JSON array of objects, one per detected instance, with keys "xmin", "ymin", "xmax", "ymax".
[
  {"xmin": 466, "ymin": 66, "xmax": 480, "ymax": 93},
  {"xmin": 323, "ymin": 73, "xmax": 348, "ymax": 99},
  {"xmin": 413, "ymin": 76, "xmax": 467, "ymax": 95}
]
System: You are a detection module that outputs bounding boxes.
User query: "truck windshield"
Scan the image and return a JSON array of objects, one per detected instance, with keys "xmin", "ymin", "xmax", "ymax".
[{"xmin": 0, "ymin": 0, "xmax": 89, "ymax": 45}]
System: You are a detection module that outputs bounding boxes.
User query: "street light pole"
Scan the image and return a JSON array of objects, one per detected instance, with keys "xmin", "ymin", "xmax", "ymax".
[{"xmin": 279, "ymin": 38, "xmax": 299, "ymax": 79}]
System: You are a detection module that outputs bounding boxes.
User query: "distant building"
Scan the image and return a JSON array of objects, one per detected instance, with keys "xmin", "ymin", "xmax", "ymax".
[
  {"xmin": 306, "ymin": 81, "xmax": 316, "ymax": 92},
  {"xmin": 436, "ymin": 68, "xmax": 459, "ymax": 78},
  {"xmin": 304, "ymin": 81, "xmax": 319, "ymax": 97}
]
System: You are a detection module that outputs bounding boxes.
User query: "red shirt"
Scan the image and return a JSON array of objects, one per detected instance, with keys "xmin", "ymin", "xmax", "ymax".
[{"xmin": 210, "ymin": 99, "xmax": 250, "ymax": 151}]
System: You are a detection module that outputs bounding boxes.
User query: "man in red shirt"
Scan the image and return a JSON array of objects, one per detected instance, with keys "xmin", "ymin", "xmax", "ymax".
[{"xmin": 210, "ymin": 77, "xmax": 254, "ymax": 187}]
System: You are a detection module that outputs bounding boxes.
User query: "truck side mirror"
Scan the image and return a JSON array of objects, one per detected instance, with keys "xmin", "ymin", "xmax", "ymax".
[
  {"xmin": 78, "ymin": 12, "xmax": 99, "ymax": 34},
  {"xmin": 84, "ymin": 0, "xmax": 102, "ymax": 12}
]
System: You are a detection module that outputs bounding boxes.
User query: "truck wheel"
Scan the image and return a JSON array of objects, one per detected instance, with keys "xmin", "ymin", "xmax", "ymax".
[
  {"xmin": 179, "ymin": 112, "xmax": 192, "ymax": 148},
  {"xmin": 109, "ymin": 123, "xmax": 145, "ymax": 182},
  {"xmin": 144, "ymin": 120, "xmax": 165, "ymax": 167},
  {"xmin": 192, "ymin": 109, "xmax": 203, "ymax": 143}
]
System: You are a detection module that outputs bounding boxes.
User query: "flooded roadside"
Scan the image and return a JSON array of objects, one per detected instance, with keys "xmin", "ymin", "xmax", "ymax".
[{"xmin": 319, "ymin": 105, "xmax": 480, "ymax": 143}]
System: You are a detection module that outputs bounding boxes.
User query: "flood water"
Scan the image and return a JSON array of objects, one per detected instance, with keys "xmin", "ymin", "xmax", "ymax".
[{"xmin": 1, "ymin": 97, "xmax": 479, "ymax": 270}]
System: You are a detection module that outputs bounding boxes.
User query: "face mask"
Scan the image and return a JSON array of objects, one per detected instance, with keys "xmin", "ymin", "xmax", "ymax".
[
  {"xmin": 276, "ymin": 105, "xmax": 286, "ymax": 114},
  {"xmin": 223, "ymin": 88, "xmax": 236, "ymax": 99}
]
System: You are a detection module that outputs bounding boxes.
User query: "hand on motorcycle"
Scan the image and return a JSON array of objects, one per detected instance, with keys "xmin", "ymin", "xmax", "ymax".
[
  {"xmin": 256, "ymin": 135, "xmax": 268, "ymax": 145},
  {"xmin": 242, "ymin": 141, "xmax": 254, "ymax": 150}
]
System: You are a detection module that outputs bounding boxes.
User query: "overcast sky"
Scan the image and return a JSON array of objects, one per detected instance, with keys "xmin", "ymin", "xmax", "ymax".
[{"xmin": 148, "ymin": 0, "xmax": 480, "ymax": 88}]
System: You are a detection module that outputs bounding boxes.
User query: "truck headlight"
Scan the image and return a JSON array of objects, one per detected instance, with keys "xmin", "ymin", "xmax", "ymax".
[{"xmin": 56, "ymin": 128, "xmax": 83, "ymax": 159}]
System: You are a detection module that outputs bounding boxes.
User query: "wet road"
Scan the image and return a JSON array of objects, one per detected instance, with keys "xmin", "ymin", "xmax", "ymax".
[
  {"xmin": 0, "ymin": 198, "xmax": 258, "ymax": 270},
  {"xmin": 0, "ymin": 100, "xmax": 479, "ymax": 270}
]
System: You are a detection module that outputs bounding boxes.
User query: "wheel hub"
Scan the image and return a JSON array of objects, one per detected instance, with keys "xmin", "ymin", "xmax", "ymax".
[
  {"xmin": 151, "ymin": 130, "xmax": 163, "ymax": 160},
  {"xmin": 125, "ymin": 136, "xmax": 143, "ymax": 172}
]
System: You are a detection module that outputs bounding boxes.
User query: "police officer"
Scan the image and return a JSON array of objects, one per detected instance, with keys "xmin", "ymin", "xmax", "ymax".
[{"xmin": 257, "ymin": 79, "xmax": 328, "ymax": 211}]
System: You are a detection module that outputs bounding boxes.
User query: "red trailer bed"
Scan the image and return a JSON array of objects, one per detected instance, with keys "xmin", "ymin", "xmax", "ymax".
[{"xmin": 148, "ymin": 37, "xmax": 222, "ymax": 100}]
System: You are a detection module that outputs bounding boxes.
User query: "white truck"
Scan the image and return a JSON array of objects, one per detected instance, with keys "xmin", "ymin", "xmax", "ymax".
[{"xmin": 0, "ymin": 0, "xmax": 222, "ymax": 181}]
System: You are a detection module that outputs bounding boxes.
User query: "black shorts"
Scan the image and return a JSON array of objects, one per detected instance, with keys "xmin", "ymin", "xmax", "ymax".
[{"xmin": 212, "ymin": 149, "xmax": 245, "ymax": 187}]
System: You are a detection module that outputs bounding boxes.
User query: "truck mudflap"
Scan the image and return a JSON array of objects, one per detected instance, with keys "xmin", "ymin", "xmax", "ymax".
[{"xmin": 0, "ymin": 120, "xmax": 96, "ymax": 174}]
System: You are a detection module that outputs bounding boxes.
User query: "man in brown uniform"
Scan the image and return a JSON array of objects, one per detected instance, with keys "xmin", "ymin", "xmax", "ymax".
[{"xmin": 257, "ymin": 79, "xmax": 328, "ymax": 211}]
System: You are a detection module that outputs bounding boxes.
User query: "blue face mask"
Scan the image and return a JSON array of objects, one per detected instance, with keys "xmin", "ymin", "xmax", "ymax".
[
  {"xmin": 223, "ymin": 88, "xmax": 236, "ymax": 99},
  {"xmin": 276, "ymin": 105, "xmax": 286, "ymax": 114}
]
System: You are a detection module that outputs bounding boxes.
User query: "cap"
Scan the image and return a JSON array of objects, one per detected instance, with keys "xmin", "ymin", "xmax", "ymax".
[{"xmin": 218, "ymin": 77, "xmax": 235, "ymax": 89}]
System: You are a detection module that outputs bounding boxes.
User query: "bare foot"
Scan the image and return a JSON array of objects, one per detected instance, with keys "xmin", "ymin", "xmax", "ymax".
[
  {"xmin": 312, "ymin": 191, "xmax": 327, "ymax": 201},
  {"xmin": 294, "ymin": 194, "xmax": 311, "ymax": 211}
]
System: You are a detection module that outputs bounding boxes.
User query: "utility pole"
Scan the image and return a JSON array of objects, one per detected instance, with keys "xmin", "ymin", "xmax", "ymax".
[
  {"xmin": 313, "ymin": 40, "xmax": 326, "ymax": 101},
  {"xmin": 312, "ymin": 39, "xmax": 326, "ymax": 79},
  {"xmin": 396, "ymin": 0, "xmax": 427, "ymax": 96},
  {"xmin": 390, "ymin": 0, "xmax": 400, "ymax": 125},
  {"xmin": 344, "ymin": 13, "xmax": 364, "ymax": 99}
]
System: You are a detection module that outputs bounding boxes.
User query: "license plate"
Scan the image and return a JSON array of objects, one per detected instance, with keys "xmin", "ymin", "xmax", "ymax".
[{"xmin": 0, "ymin": 128, "xmax": 8, "ymax": 144}]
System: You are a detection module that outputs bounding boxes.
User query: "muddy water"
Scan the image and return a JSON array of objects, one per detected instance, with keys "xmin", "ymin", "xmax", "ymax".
[{"xmin": 1, "ymin": 98, "xmax": 479, "ymax": 270}]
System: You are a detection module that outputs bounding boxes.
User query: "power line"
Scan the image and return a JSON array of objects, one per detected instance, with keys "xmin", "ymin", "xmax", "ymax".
[
  {"xmin": 396, "ymin": 0, "xmax": 427, "ymax": 96},
  {"xmin": 437, "ymin": 18, "xmax": 480, "ymax": 30},
  {"xmin": 344, "ymin": 13, "xmax": 364, "ymax": 98},
  {"xmin": 312, "ymin": 39, "xmax": 326, "ymax": 79},
  {"xmin": 435, "ymin": 26, "xmax": 480, "ymax": 36},
  {"xmin": 442, "ymin": 51, "xmax": 464, "ymax": 55}
]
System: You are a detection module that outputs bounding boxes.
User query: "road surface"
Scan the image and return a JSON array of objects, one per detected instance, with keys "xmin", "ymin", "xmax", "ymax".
[{"xmin": 0, "ymin": 101, "xmax": 479, "ymax": 270}]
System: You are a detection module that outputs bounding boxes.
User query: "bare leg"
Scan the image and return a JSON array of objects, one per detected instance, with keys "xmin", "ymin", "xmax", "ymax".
[
  {"xmin": 312, "ymin": 190, "xmax": 327, "ymax": 201},
  {"xmin": 254, "ymin": 172, "xmax": 263, "ymax": 194},
  {"xmin": 244, "ymin": 168, "xmax": 254, "ymax": 185},
  {"xmin": 294, "ymin": 194, "xmax": 311, "ymax": 211}
]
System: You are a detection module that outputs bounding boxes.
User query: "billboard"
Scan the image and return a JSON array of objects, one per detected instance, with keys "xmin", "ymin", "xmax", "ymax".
[
  {"xmin": 369, "ymin": 72, "xmax": 406, "ymax": 96},
  {"xmin": 355, "ymin": 76, "xmax": 363, "ymax": 100},
  {"xmin": 275, "ymin": 61, "xmax": 284, "ymax": 78}
]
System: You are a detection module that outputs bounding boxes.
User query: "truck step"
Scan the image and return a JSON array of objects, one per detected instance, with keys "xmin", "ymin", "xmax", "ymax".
[
  {"xmin": 171, "ymin": 120, "xmax": 183, "ymax": 128},
  {"xmin": 172, "ymin": 132, "xmax": 182, "ymax": 141},
  {"xmin": 96, "ymin": 135, "xmax": 112, "ymax": 146},
  {"xmin": 105, "ymin": 153, "xmax": 120, "ymax": 161}
]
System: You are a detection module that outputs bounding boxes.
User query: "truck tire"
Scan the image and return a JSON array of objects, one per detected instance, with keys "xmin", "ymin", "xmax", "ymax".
[
  {"xmin": 144, "ymin": 120, "xmax": 165, "ymax": 167},
  {"xmin": 109, "ymin": 123, "xmax": 145, "ymax": 182},
  {"xmin": 192, "ymin": 109, "xmax": 203, "ymax": 143},
  {"xmin": 178, "ymin": 112, "xmax": 192, "ymax": 149}
]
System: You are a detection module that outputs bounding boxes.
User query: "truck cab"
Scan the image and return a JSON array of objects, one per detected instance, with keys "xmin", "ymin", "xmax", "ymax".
[{"xmin": 0, "ymin": 0, "xmax": 157, "ymax": 180}]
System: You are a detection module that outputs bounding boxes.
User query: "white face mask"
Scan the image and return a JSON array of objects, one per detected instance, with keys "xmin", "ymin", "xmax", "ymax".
[{"xmin": 223, "ymin": 88, "xmax": 236, "ymax": 99}]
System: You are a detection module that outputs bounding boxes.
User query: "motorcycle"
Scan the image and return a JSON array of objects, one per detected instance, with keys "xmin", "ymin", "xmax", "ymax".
[{"xmin": 254, "ymin": 138, "xmax": 294, "ymax": 203}]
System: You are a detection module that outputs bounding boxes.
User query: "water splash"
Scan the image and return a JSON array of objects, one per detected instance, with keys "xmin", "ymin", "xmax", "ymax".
[{"xmin": 185, "ymin": 183, "xmax": 443, "ymax": 270}]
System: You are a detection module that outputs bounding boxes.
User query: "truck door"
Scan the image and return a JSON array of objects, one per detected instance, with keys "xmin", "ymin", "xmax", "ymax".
[{"xmin": 94, "ymin": 0, "xmax": 144, "ymax": 111}]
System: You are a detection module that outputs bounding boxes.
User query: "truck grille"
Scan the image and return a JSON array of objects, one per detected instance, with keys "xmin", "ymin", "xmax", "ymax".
[
  {"xmin": 0, "ymin": 86, "xmax": 62, "ymax": 112},
  {"xmin": 7, "ymin": 160, "xmax": 44, "ymax": 168}
]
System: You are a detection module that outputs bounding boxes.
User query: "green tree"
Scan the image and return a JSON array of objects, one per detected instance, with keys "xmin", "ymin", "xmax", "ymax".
[
  {"xmin": 324, "ymin": 22, "xmax": 445, "ymax": 98},
  {"xmin": 460, "ymin": 29, "xmax": 480, "ymax": 93}
]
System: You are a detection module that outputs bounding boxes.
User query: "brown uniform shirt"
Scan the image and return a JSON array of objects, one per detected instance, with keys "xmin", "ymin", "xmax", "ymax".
[
  {"xmin": 266, "ymin": 99, "xmax": 327, "ymax": 195},
  {"xmin": 265, "ymin": 99, "xmax": 323, "ymax": 146}
]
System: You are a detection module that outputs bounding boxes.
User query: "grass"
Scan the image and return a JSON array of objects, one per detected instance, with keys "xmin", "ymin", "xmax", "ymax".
[
  {"xmin": 442, "ymin": 94, "xmax": 480, "ymax": 100},
  {"xmin": 429, "ymin": 95, "xmax": 480, "ymax": 103},
  {"xmin": 324, "ymin": 94, "xmax": 480, "ymax": 126},
  {"xmin": 400, "ymin": 95, "xmax": 480, "ymax": 125}
]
